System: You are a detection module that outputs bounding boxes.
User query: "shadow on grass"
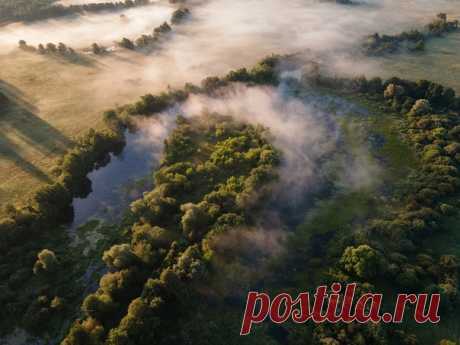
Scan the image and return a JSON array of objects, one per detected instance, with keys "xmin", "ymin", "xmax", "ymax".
[
  {"xmin": 0, "ymin": 135, "xmax": 52, "ymax": 183},
  {"xmin": 0, "ymin": 81, "xmax": 73, "ymax": 181},
  {"xmin": 51, "ymin": 52, "xmax": 101, "ymax": 67}
]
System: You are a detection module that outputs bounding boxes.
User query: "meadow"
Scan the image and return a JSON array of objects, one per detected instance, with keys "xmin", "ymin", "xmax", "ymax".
[{"xmin": 1, "ymin": 2, "xmax": 460, "ymax": 344}]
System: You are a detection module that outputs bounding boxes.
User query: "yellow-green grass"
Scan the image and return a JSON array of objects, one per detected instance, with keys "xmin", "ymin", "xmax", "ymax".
[
  {"xmin": 0, "ymin": 50, "xmax": 110, "ymax": 209},
  {"xmin": 0, "ymin": 44, "xmax": 176, "ymax": 210},
  {"xmin": 375, "ymin": 31, "xmax": 460, "ymax": 94}
]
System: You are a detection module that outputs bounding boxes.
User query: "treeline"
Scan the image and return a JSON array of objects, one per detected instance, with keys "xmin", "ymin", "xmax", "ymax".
[
  {"xmin": 0, "ymin": 55, "xmax": 280, "ymax": 336},
  {"xmin": 120, "ymin": 54, "xmax": 280, "ymax": 115},
  {"xmin": 363, "ymin": 13, "xmax": 459, "ymax": 56},
  {"xmin": 0, "ymin": 114, "xmax": 126, "ymax": 332},
  {"xmin": 62, "ymin": 113, "xmax": 280, "ymax": 345},
  {"xmin": 0, "ymin": 0, "xmax": 150, "ymax": 23},
  {"xmin": 116, "ymin": 7, "xmax": 190, "ymax": 52},
  {"xmin": 19, "ymin": 40, "xmax": 76, "ymax": 56},
  {"xmin": 118, "ymin": 22, "xmax": 172, "ymax": 51},
  {"xmin": 302, "ymin": 71, "xmax": 460, "ymax": 344}
]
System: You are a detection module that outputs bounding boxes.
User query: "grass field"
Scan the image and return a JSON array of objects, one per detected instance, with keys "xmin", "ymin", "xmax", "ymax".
[
  {"xmin": 375, "ymin": 30, "xmax": 460, "ymax": 93},
  {"xmin": 1, "ymin": 27, "xmax": 460, "ymax": 211},
  {"xmin": 0, "ymin": 49, "xmax": 133, "ymax": 208}
]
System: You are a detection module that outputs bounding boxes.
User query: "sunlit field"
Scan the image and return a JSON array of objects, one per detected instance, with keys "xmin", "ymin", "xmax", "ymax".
[
  {"xmin": 1, "ymin": 0, "xmax": 459, "ymax": 208},
  {"xmin": 375, "ymin": 30, "xmax": 460, "ymax": 93},
  {"xmin": 1, "ymin": 2, "xmax": 460, "ymax": 342}
]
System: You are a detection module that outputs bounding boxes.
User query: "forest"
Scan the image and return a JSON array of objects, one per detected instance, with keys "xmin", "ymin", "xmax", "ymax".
[{"xmin": 0, "ymin": 0, "xmax": 460, "ymax": 345}]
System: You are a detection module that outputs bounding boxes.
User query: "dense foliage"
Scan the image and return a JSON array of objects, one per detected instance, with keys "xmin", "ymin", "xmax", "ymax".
[
  {"xmin": 2, "ymin": 51, "xmax": 459, "ymax": 344},
  {"xmin": 61, "ymin": 113, "xmax": 280, "ymax": 345},
  {"xmin": 116, "ymin": 6, "xmax": 189, "ymax": 53},
  {"xmin": 297, "ymin": 68, "xmax": 460, "ymax": 344},
  {"xmin": 0, "ymin": 55, "xmax": 280, "ymax": 338},
  {"xmin": 0, "ymin": 114, "xmax": 125, "ymax": 333},
  {"xmin": 119, "ymin": 22, "xmax": 172, "ymax": 51}
]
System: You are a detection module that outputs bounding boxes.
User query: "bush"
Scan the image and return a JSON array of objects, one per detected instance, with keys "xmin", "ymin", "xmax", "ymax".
[
  {"xmin": 340, "ymin": 245, "xmax": 382, "ymax": 279},
  {"xmin": 33, "ymin": 249, "xmax": 58, "ymax": 275},
  {"xmin": 103, "ymin": 244, "xmax": 137, "ymax": 270}
]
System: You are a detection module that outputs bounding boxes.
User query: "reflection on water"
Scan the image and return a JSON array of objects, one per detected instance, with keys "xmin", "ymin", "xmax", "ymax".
[{"xmin": 71, "ymin": 121, "xmax": 165, "ymax": 228}]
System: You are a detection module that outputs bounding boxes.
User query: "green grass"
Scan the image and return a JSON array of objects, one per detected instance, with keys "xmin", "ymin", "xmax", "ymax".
[
  {"xmin": 0, "ymin": 50, "xmax": 104, "ymax": 208},
  {"xmin": 0, "ymin": 48, "xmax": 151, "ymax": 210},
  {"xmin": 375, "ymin": 31, "xmax": 460, "ymax": 94}
]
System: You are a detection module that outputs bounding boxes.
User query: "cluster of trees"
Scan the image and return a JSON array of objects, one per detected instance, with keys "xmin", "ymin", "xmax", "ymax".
[
  {"xmin": 0, "ymin": 0, "xmax": 150, "ymax": 23},
  {"xmin": 363, "ymin": 13, "xmax": 459, "ymax": 56},
  {"xmin": 0, "ymin": 54, "xmax": 279, "ymax": 338},
  {"xmin": 119, "ymin": 22, "xmax": 172, "ymax": 51},
  {"xmin": 62, "ymin": 113, "xmax": 280, "ymax": 345},
  {"xmin": 19, "ymin": 40, "xmax": 76, "ymax": 56},
  {"xmin": 0, "ymin": 113, "xmax": 126, "ymax": 332},
  {"xmin": 292, "ymin": 65, "xmax": 460, "ymax": 343},
  {"xmin": 171, "ymin": 7, "xmax": 190, "ymax": 24},
  {"xmin": 114, "ymin": 5, "xmax": 190, "ymax": 52},
  {"xmin": 121, "ymin": 55, "xmax": 280, "ymax": 117},
  {"xmin": 91, "ymin": 43, "xmax": 108, "ymax": 55},
  {"xmin": 427, "ymin": 13, "xmax": 459, "ymax": 36},
  {"xmin": 311, "ymin": 74, "xmax": 460, "ymax": 342}
]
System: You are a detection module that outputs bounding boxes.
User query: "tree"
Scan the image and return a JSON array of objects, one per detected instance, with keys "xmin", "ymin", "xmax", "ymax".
[
  {"xmin": 82, "ymin": 293, "xmax": 117, "ymax": 321},
  {"xmin": 91, "ymin": 43, "xmax": 102, "ymax": 54},
  {"xmin": 439, "ymin": 340, "xmax": 457, "ymax": 345},
  {"xmin": 58, "ymin": 42, "xmax": 67, "ymax": 54},
  {"xmin": 46, "ymin": 42, "xmax": 57, "ymax": 53},
  {"xmin": 131, "ymin": 224, "xmax": 172, "ymax": 266},
  {"xmin": 103, "ymin": 244, "xmax": 137, "ymax": 270},
  {"xmin": 33, "ymin": 249, "xmax": 58, "ymax": 275},
  {"xmin": 180, "ymin": 202, "xmax": 215, "ymax": 241},
  {"xmin": 119, "ymin": 37, "xmax": 135, "ymax": 50},
  {"xmin": 409, "ymin": 99, "xmax": 432, "ymax": 116},
  {"xmin": 384, "ymin": 83, "xmax": 405, "ymax": 99},
  {"xmin": 154, "ymin": 22, "xmax": 171, "ymax": 35},
  {"xmin": 171, "ymin": 8, "xmax": 190, "ymax": 24},
  {"xmin": 340, "ymin": 245, "xmax": 381, "ymax": 279}
]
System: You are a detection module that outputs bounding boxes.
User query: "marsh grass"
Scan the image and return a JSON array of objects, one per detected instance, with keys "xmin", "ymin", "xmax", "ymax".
[{"xmin": 375, "ymin": 31, "xmax": 460, "ymax": 94}]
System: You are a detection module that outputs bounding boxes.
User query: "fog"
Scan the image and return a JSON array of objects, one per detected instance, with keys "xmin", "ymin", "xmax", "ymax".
[
  {"xmin": 1, "ymin": 0, "xmax": 459, "ymax": 70},
  {"xmin": 0, "ymin": 0, "xmax": 459, "ymax": 114},
  {"xmin": 0, "ymin": 3, "xmax": 174, "ymax": 49},
  {"xmin": 57, "ymin": 0, "xmax": 131, "ymax": 4},
  {"xmin": 180, "ymin": 85, "xmax": 338, "ymax": 195},
  {"xmin": 0, "ymin": 0, "xmax": 459, "ymax": 213}
]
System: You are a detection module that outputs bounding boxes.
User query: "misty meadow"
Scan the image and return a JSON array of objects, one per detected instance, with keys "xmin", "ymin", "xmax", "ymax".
[{"xmin": 0, "ymin": 0, "xmax": 460, "ymax": 344}]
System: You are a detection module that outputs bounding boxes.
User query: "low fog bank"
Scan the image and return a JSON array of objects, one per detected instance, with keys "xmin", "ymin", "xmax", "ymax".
[
  {"xmin": 181, "ymin": 85, "xmax": 338, "ymax": 196},
  {"xmin": 2, "ymin": 0, "xmax": 459, "ymax": 62},
  {"xmin": 77, "ymin": 0, "xmax": 460, "ymax": 108},
  {"xmin": 159, "ymin": 83, "xmax": 381, "ymax": 266},
  {"xmin": 1, "ymin": 0, "xmax": 459, "ymax": 155},
  {"xmin": 57, "ymin": 0, "xmax": 136, "ymax": 4},
  {"xmin": 0, "ymin": 2, "xmax": 174, "ymax": 49},
  {"xmin": 179, "ymin": 83, "xmax": 380, "ymax": 198}
]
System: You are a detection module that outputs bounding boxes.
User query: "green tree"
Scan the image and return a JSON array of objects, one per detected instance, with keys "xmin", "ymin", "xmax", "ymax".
[
  {"xmin": 103, "ymin": 244, "xmax": 137, "ymax": 270},
  {"xmin": 33, "ymin": 249, "xmax": 58, "ymax": 275},
  {"xmin": 340, "ymin": 245, "xmax": 381, "ymax": 279}
]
